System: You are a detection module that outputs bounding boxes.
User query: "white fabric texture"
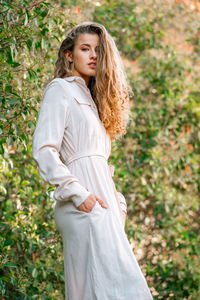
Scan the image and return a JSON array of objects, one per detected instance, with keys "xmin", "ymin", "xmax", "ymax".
[{"xmin": 32, "ymin": 76, "xmax": 153, "ymax": 300}]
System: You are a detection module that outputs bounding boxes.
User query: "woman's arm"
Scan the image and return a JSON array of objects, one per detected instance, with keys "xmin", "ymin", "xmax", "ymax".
[{"xmin": 32, "ymin": 80, "xmax": 91, "ymax": 208}]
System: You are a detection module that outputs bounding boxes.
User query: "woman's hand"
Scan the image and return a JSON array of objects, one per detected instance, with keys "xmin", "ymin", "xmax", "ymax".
[{"xmin": 77, "ymin": 194, "xmax": 108, "ymax": 213}]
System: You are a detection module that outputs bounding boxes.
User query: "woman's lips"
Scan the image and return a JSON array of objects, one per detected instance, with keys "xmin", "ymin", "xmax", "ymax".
[{"xmin": 88, "ymin": 63, "xmax": 96, "ymax": 69}]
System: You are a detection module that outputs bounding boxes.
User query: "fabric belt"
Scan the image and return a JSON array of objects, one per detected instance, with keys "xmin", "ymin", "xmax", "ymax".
[{"xmin": 65, "ymin": 151, "xmax": 108, "ymax": 166}]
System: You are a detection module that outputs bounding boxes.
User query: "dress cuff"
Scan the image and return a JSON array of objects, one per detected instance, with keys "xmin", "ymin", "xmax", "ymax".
[
  {"xmin": 120, "ymin": 202, "xmax": 127, "ymax": 213},
  {"xmin": 53, "ymin": 181, "xmax": 91, "ymax": 208},
  {"xmin": 108, "ymin": 164, "xmax": 128, "ymax": 214},
  {"xmin": 117, "ymin": 191, "xmax": 127, "ymax": 214}
]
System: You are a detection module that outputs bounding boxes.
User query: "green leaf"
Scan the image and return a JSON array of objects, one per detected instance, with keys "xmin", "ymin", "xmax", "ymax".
[
  {"xmin": 32, "ymin": 268, "xmax": 38, "ymax": 278},
  {"xmin": 5, "ymin": 263, "xmax": 17, "ymax": 268},
  {"xmin": 7, "ymin": 99, "xmax": 20, "ymax": 105}
]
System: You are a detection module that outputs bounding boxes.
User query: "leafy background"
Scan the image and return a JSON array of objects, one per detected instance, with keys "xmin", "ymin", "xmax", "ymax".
[{"xmin": 0, "ymin": 0, "xmax": 199, "ymax": 299}]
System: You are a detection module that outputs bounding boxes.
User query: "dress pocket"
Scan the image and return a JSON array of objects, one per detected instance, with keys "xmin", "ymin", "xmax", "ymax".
[
  {"xmin": 73, "ymin": 96, "xmax": 98, "ymax": 113},
  {"xmin": 73, "ymin": 96, "xmax": 92, "ymax": 106},
  {"xmin": 76, "ymin": 201, "xmax": 96, "ymax": 215}
]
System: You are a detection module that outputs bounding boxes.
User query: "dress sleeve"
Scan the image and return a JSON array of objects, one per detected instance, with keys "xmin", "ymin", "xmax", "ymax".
[
  {"xmin": 32, "ymin": 80, "xmax": 91, "ymax": 208},
  {"xmin": 108, "ymin": 165, "xmax": 127, "ymax": 214}
]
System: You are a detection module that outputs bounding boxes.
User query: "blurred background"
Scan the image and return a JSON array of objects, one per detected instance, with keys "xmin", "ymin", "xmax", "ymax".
[{"xmin": 0, "ymin": 0, "xmax": 200, "ymax": 299}]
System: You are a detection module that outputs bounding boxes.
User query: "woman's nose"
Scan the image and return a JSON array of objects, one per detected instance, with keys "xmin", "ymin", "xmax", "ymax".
[{"xmin": 90, "ymin": 49, "xmax": 97, "ymax": 59}]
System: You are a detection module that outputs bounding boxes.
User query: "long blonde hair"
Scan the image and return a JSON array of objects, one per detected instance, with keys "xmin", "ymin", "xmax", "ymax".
[{"xmin": 54, "ymin": 21, "xmax": 131, "ymax": 140}]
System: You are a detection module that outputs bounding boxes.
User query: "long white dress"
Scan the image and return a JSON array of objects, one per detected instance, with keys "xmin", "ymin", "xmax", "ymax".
[{"xmin": 32, "ymin": 76, "xmax": 153, "ymax": 300}]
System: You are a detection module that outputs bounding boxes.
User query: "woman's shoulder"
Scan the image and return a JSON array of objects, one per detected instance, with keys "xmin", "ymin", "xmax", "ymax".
[
  {"xmin": 45, "ymin": 77, "xmax": 72, "ymax": 92},
  {"xmin": 42, "ymin": 77, "xmax": 75, "ymax": 102}
]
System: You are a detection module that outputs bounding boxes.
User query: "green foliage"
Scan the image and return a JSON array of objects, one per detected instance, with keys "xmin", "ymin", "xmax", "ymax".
[
  {"xmin": 0, "ymin": 0, "xmax": 78, "ymax": 298},
  {"xmin": 112, "ymin": 51, "xmax": 200, "ymax": 299},
  {"xmin": 103, "ymin": 1, "xmax": 200, "ymax": 298},
  {"xmin": 93, "ymin": 0, "xmax": 165, "ymax": 59},
  {"xmin": 1, "ymin": 0, "xmax": 200, "ymax": 299}
]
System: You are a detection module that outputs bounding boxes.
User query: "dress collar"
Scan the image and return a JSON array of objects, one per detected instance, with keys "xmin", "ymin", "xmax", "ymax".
[
  {"xmin": 63, "ymin": 76, "xmax": 87, "ymax": 87},
  {"xmin": 62, "ymin": 76, "xmax": 94, "ymax": 106}
]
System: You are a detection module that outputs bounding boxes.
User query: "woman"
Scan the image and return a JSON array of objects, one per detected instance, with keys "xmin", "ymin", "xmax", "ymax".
[{"xmin": 32, "ymin": 21, "xmax": 153, "ymax": 300}]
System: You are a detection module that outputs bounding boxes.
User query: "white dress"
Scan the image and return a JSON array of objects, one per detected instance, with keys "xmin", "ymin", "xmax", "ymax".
[{"xmin": 32, "ymin": 76, "xmax": 153, "ymax": 300}]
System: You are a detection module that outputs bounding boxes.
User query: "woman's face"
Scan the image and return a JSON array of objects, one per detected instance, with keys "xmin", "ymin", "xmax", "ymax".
[{"xmin": 65, "ymin": 33, "xmax": 99, "ymax": 86}]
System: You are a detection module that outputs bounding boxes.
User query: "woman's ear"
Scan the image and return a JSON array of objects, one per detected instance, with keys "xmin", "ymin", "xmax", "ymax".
[{"xmin": 64, "ymin": 51, "xmax": 73, "ymax": 63}]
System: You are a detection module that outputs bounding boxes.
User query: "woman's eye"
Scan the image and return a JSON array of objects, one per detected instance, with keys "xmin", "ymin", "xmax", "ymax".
[{"xmin": 81, "ymin": 48, "xmax": 89, "ymax": 51}]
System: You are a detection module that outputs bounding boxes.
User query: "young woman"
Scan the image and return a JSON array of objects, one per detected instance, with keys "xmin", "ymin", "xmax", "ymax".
[{"xmin": 32, "ymin": 21, "xmax": 153, "ymax": 300}]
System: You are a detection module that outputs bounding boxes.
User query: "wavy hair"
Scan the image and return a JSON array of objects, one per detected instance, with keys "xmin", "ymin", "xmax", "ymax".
[{"xmin": 54, "ymin": 21, "xmax": 131, "ymax": 141}]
